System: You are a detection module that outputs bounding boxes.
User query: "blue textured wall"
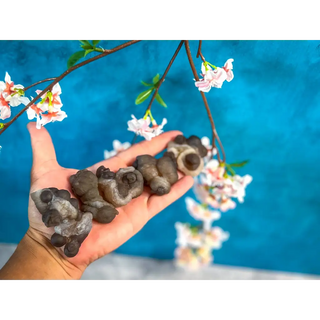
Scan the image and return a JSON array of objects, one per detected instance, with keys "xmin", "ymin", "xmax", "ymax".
[{"xmin": 0, "ymin": 40, "xmax": 320, "ymax": 275}]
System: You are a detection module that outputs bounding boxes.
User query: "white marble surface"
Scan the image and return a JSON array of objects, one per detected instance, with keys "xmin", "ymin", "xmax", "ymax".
[{"xmin": 0, "ymin": 243, "xmax": 318, "ymax": 280}]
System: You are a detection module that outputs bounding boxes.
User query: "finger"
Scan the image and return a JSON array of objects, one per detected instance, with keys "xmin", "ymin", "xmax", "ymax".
[
  {"xmin": 27, "ymin": 122, "xmax": 59, "ymax": 174},
  {"xmin": 147, "ymin": 176, "xmax": 194, "ymax": 218},
  {"xmin": 88, "ymin": 155, "xmax": 128, "ymax": 174},
  {"xmin": 92, "ymin": 131, "xmax": 182, "ymax": 170},
  {"xmin": 120, "ymin": 131, "xmax": 182, "ymax": 165}
]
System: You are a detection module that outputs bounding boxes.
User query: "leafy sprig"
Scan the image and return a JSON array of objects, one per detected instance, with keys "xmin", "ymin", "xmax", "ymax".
[
  {"xmin": 67, "ymin": 40, "xmax": 102, "ymax": 69},
  {"xmin": 223, "ymin": 160, "xmax": 249, "ymax": 177},
  {"xmin": 135, "ymin": 73, "xmax": 167, "ymax": 108}
]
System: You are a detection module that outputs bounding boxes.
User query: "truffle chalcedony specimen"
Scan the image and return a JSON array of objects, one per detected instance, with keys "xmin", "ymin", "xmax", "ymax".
[
  {"xmin": 31, "ymin": 188, "xmax": 81, "ymax": 228},
  {"xmin": 51, "ymin": 212, "xmax": 93, "ymax": 257},
  {"xmin": 69, "ymin": 169, "xmax": 119, "ymax": 224},
  {"xmin": 31, "ymin": 187, "xmax": 92, "ymax": 257},
  {"xmin": 166, "ymin": 135, "xmax": 208, "ymax": 177},
  {"xmin": 133, "ymin": 154, "xmax": 178, "ymax": 195},
  {"xmin": 96, "ymin": 166, "xmax": 144, "ymax": 207}
]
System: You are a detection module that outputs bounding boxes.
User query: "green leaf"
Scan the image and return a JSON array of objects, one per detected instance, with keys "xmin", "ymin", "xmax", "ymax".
[
  {"xmin": 92, "ymin": 40, "xmax": 100, "ymax": 47},
  {"xmin": 81, "ymin": 44, "xmax": 93, "ymax": 50},
  {"xmin": 141, "ymin": 80, "xmax": 154, "ymax": 87},
  {"xmin": 79, "ymin": 40, "xmax": 91, "ymax": 46},
  {"xmin": 229, "ymin": 160, "xmax": 249, "ymax": 168},
  {"xmin": 84, "ymin": 49, "xmax": 94, "ymax": 57},
  {"xmin": 135, "ymin": 89, "xmax": 153, "ymax": 105},
  {"xmin": 0, "ymin": 123, "xmax": 4, "ymax": 130},
  {"xmin": 225, "ymin": 164, "xmax": 236, "ymax": 176},
  {"xmin": 152, "ymin": 73, "xmax": 160, "ymax": 84},
  {"xmin": 155, "ymin": 93, "xmax": 167, "ymax": 108},
  {"xmin": 67, "ymin": 50, "xmax": 86, "ymax": 69}
]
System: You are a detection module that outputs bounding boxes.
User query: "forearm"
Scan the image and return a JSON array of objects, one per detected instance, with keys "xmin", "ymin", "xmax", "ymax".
[{"xmin": 0, "ymin": 228, "xmax": 83, "ymax": 280}]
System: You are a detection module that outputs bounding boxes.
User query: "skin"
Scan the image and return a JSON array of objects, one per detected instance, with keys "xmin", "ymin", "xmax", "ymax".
[{"xmin": 0, "ymin": 123, "xmax": 194, "ymax": 280}]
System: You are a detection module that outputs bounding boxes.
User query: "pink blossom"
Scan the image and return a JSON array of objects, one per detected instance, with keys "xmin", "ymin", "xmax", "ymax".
[
  {"xmin": 201, "ymin": 136, "xmax": 217, "ymax": 162},
  {"xmin": 36, "ymin": 83, "xmax": 62, "ymax": 113},
  {"xmin": 227, "ymin": 174, "xmax": 253, "ymax": 203},
  {"xmin": 219, "ymin": 196, "xmax": 236, "ymax": 212},
  {"xmin": 196, "ymin": 247, "xmax": 213, "ymax": 266},
  {"xmin": 201, "ymin": 159, "xmax": 225, "ymax": 186},
  {"xmin": 0, "ymin": 93, "xmax": 11, "ymax": 120},
  {"xmin": 0, "ymin": 72, "xmax": 24, "ymax": 97},
  {"xmin": 150, "ymin": 118, "xmax": 167, "ymax": 136},
  {"xmin": 0, "ymin": 72, "xmax": 29, "ymax": 111},
  {"xmin": 174, "ymin": 247, "xmax": 201, "ymax": 270},
  {"xmin": 175, "ymin": 222, "xmax": 202, "ymax": 248},
  {"xmin": 40, "ymin": 110, "xmax": 67, "ymax": 126},
  {"xmin": 195, "ymin": 59, "xmax": 234, "ymax": 92},
  {"xmin": 175, "ymin": 246, "xmax": 213, "ymax": 270},
  {"xmin": 127, "ymin": 115, "xmax": 167, "ymax": 141},
  {"xmin": 26, "ymin": 98, "xmax": 43, "ymax": 129},
  {"xmin": 104, "ymin": 140, "xmax": 131, "ymax": 159},
  {"xmin": 185, "ymin": 197, "xmax": 221, "ymax": 230},
  {"xmin": 203, "ymin": 226, "xmax": 229, "ymax": 249},
  {"xmin": 127, "ymin": 115, "xmax": 154, "ymax": 140}
]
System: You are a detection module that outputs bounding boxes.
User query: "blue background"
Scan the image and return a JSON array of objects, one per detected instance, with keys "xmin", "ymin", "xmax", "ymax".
[{"xmin": 0, "ymin": 40, "xmax": 320, "ymax": 275}]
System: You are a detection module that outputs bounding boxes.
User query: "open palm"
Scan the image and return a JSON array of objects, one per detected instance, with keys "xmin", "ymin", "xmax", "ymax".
[{"xmin": 26, "ymin": 122, "xmax": 194, "ymax": 272}]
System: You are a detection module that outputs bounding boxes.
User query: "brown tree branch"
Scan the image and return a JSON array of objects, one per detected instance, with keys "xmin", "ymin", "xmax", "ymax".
[
  {"xmin": 131, "ymin": 40, "xmax": 184, "ymax": 144},
  {"xmin": 196, "ymin": 40, "xmax": 206, "ymax": 63},
  {"xmin": 184, "ymin": 40, "xmax": 226, "ymax": 163},
  {"xmin": 0, "ymin": 40, "xmax": 141, "ymax": 135}
]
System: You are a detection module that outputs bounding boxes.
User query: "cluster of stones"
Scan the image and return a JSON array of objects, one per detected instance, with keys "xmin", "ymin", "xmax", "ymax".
[{"xmin": 31, "ymin": 135, "xmax": 208, "ymax": 257}]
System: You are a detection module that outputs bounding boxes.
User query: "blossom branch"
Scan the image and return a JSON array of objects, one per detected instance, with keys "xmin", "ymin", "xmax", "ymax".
[
  {"xmin": 184, "ymin": 40, "xmax": 226, "ymax": 163},
  {"xmin": 0, "ymin": 40, "xmax": 140, "ymax": 135},
  {"xmin": 131, "ymin": 40, "xmax": 184, "ymax": 144}
]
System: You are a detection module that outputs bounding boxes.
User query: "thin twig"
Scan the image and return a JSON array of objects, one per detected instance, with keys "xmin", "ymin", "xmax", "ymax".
[
  {"xmin": 131, "ymin": 40, "xmax": 184, "ymax": 144},
  {"xmin": 184, "ymin": 40, "xmax": 226, "ymax": 163},
  {"xmin": 23, "ymin": 78, "xmax": 57, "ymax": 92},
  {"xmin": 0, "ymin": 40, "xmax": 140, "ymax": 135},
  {"xmin": 145, "ymin": 41, "xmax": 184, "ymax": 113},
  {"xmin": 196, "ymin": 40, "xmax": 206, "ymax": 63}
]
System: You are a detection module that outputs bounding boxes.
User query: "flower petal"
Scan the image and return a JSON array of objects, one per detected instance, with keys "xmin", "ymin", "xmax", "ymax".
[
  {"xmin": 122, "ymin": 142, "xmax": 131, "ymax": 149},
  {"xmin": 40, "ymin": 114, "xmax": 51, "ymax": 126},
  {"xmin": 52, "ymin": 83, "xmax": 62, "ymax": 95},
  {"xmin": 104, "ymin": 149, "xmax": 116, "ymax": 159},
  {"xmin": 39, "ymin": 102, "xmax": 49, "ymax": 112},
  {"xmin": 54, "ymin": 111, "xmax": 67, "ymax": 122},
  {"xmin": 0, "ymin": 82, "xmax": 6, "ymax": 92},
  {"xmin": 26, "ymin": 107, "xmax": 36, "ymax": 120},
  {"xmin": 113, "ymin": 139, "xmax": 122, "ymax": 150},
  {"xmin": 0, "ymin": 105, "xmax": 11, "ymax": 120},
  {"xmin": 20, "ymin": 96, "xmax": 30, "ymax": 106},
  {"xmin": 226, "ymin": 70, "xmax": 234, "ymax": 82},
  {"xmin": 195, "ymin": 80, "xmax": 211, "ymax": 92},
  {"xmin": 14, "ymin": 84, "xmax": 24, "ymax": 90},
  {"xmin": 224, "ymin": 59, "xmax": 234, "ymax": 70},
  {"xmin": 201, "ymin": 136, "xmax": 210, "ymax": 147},
  {"xmin": 160, "ymin": 118, "xmax": 167, "ymax": 127},
  {"xmin": 7, "ymin": 95, "xmax": 21, "ymax": 107},
  {"xmin": 140, "ymin": 131, "xmax": 155, "ymax": 141},
  {"xmin": 36, "ymin": 115, "xmax": 42, "ymax": 129},
  {"xmin": 4, "ymin": 72, "xmax": 11, "ymax": 84}
]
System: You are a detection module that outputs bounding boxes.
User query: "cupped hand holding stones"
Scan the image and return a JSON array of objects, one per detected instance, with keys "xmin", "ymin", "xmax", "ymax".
[{"xmin": 26, "ymin": 123, "xmax": 194, "ymax": 277}]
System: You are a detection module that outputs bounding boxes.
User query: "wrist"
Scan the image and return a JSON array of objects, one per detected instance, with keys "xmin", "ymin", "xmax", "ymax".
[{"xmin": 0, "ymin": 228, "xmax": 84, "ymax": 280}]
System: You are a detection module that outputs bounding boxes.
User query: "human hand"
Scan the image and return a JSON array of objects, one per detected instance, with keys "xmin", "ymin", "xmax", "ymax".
[{"xmin": 26, "ymin": 123, "xmax": 194, "ymax": 279}]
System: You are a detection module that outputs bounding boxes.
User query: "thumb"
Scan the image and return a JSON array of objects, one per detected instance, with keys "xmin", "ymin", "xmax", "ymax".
[{"xmin": 27, "ymin": 122, "xmax": 59, "ymax": 181}]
